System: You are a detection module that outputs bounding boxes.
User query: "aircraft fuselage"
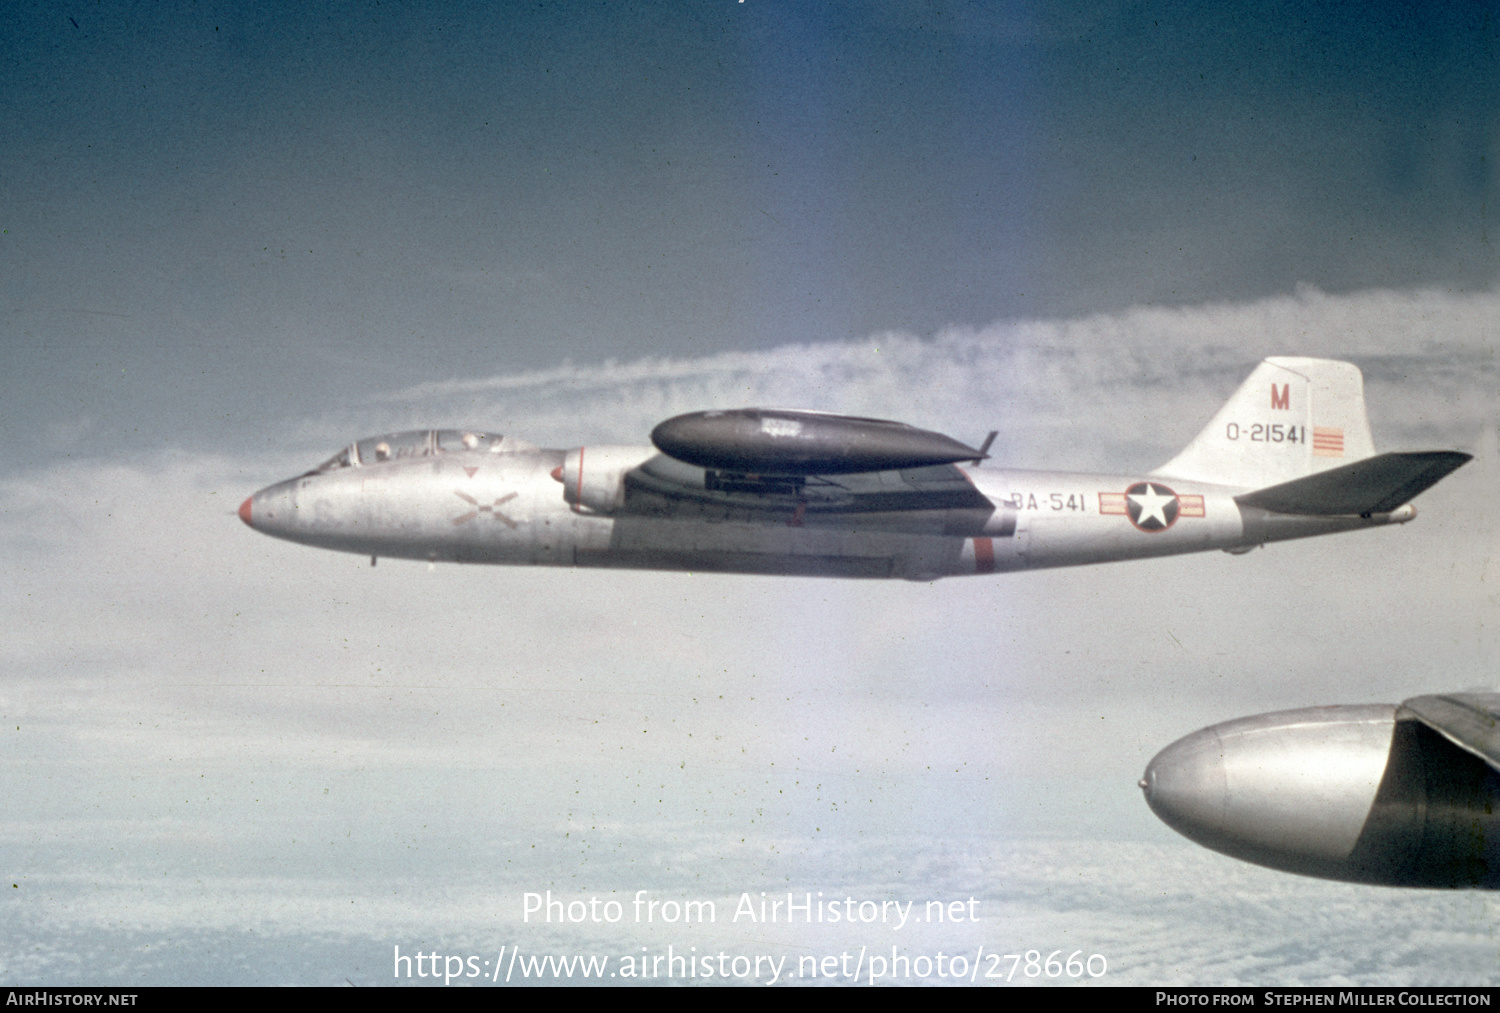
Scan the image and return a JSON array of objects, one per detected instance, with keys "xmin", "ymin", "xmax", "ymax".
[{"xmin": 240, "ymin": 441, "xmax": 1412, "ymax": 579}]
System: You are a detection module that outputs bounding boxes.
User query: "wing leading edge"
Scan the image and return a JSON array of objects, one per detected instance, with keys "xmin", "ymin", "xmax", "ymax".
[
  {"xmin": 1399, "ymin": 693, "xmax": 1500, "ymax": 770},
  {"xmin": 623, "ymin": 454, "xmax": 994, "ymax": 519}
]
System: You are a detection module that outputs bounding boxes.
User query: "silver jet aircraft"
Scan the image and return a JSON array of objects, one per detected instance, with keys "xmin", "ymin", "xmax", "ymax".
[
  {"xmin": 239, "ymin": 357, "xmax": 1468, "ymax": 578},
  {"xmin": 1142, "ymin": 694, "xmax": 1500, "ymax": 888}
]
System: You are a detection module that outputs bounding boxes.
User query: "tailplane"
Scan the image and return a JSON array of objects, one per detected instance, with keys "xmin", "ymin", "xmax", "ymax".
[
  {"xmin": 1236, "ymin": 451, "xmax": 1470, "ymax": 515},
  {"xmin": 1155, "ymin": 357, "xmax": 1377, "ymax": 489}
]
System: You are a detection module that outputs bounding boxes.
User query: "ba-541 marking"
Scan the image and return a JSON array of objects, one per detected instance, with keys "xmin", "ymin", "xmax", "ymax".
[{"xmin": 240, "ymin": 357, "xmax": 1468, "ymax": 580}]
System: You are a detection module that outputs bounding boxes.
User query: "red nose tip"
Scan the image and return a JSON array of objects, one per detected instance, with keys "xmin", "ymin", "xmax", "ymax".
[
  {"xmin": 238, "ymin": 497, "xmax": 253, "ymax": 527},
  {"xmin": 550, "ymin": 465, "xmax": 564, "ymax": 483}
]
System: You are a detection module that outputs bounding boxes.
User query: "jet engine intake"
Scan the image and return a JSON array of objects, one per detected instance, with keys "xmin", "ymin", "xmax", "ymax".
[{"xmin": 558, "ymin": 445, "xmax": 658, "ymax": 515}]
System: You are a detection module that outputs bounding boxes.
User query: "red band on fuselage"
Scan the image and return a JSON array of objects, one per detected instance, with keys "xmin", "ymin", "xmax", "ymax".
[
  {"xmin": 973, "ymin": 537, "xmax": 995, "ymax": 574},
  {"xmin": 573, "ymin": 446, "xmax": 584, "ymax": 511}
]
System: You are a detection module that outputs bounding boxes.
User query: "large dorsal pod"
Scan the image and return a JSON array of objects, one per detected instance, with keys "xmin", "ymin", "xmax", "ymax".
[
  {"xmin": 1154, "ymin": 357, "xmax": 1377, "ymax": 490},
  {"xmin": 651, "ymin": 409, "xmax": 986, "ymax": 475}
]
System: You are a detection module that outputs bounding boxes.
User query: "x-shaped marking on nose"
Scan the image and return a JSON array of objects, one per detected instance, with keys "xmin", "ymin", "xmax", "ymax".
[{"xmin": 453, "ymin": 490, "xmax": 519, "ymax": 528}]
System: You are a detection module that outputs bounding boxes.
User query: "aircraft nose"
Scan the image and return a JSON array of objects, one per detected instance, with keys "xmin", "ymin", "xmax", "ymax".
[{"xmin": 238, "ymin": 496, "xmax": 254, "ymax": 528}]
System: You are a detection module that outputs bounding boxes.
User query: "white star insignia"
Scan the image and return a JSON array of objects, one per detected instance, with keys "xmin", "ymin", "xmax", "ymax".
[{"xmin": 1128, "ymin": 483, "xmax": 1176, "ymax": 528}]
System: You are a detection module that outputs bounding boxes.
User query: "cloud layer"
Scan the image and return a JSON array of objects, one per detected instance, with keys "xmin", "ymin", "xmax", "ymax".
[
  {"xmin": 3, "ymin": 285, "xmax": 1498, "ymax": 984},
  {"xmin": 286, "ymin": 284, "xmax": 1500, "ymax": 471}
]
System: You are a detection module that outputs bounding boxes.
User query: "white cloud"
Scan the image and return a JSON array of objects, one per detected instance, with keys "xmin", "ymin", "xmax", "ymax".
[
  {"xmin": 2, "ymin": 285, "xmax": 1497, "ymax": 984},
  {"xmin": 257, "ymin": 284, "xmax": 1500, "ymax": 476},
  {"xmin": 5, "ymin": 840, "xmax": 1498, "ymax": 985}
]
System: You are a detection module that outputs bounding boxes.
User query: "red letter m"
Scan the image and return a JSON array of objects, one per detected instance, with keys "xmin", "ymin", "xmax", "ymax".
[{"xmin": 1270, "ymin": 383, "xmax": 1290, "ymax": 410}]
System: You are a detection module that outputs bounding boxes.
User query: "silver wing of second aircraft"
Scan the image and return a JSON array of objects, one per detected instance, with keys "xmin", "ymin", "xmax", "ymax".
[{"xmin": 1142, "ymin": 693, "xmax": 1500, "ymax": 888}]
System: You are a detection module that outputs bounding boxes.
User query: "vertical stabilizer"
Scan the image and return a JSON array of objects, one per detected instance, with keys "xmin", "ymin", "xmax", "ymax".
[{"xmin": 1154, "ymin": 357, "xmax": 1376, "ymax": 489}]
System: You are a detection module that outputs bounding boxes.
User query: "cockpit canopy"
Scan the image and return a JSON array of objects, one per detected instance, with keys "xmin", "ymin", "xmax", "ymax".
[{"xmin": 312, "ymin": 430, "xmax": 533, "ymax": 473}]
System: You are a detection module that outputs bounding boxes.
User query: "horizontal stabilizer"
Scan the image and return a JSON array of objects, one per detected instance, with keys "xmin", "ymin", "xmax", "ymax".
[
  {"xmin": 1234, "ymin": 451, "xmax": 1469, "ymax": 516},
  {"xmin": 1400, "ymin": 694, "xmax": 1500, "ymax": 771}
]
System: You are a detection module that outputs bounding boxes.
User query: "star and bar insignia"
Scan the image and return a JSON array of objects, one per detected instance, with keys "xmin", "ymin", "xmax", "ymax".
[{"xmin": 1099, "ymin": 482, "xmax": 1205, "ymax": 532}]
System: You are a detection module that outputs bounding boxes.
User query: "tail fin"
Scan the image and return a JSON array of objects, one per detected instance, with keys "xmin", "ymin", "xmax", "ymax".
[{"xmin": 1154, "ymin": 357, "xmax": 1376, "ymax": 489}]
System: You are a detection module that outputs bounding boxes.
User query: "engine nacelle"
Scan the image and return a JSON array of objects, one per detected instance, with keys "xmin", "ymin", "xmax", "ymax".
[
  {"xmin": 557, "ymin": 446, "xmax": 657, "ymax": 515},
  {"xmin": 1141, "ymin": 705, "xmax": 1500, "ymax": 887}
]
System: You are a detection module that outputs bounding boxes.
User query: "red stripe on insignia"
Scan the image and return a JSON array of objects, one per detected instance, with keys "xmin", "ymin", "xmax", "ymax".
[
  {"xmin": 973, "ymin": 537, "xmax": 995, "ymax": 574},
  {"xmin": 1178, "ymin": 495, "xmax": 1205, "ymax": 518},
  {"xmin": 1099, "ymin": 492, "xmax": 1128, "ymax": 515}
]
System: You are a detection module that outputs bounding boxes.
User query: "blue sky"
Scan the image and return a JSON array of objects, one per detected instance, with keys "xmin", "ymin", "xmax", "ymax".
[
  {"xmin": 3, "ymin": 1, "xmax": 1497, "ymax": 463},
  {"xmin": 3, "ymin": 1, "xmax": 1500, "ymax": 986}
]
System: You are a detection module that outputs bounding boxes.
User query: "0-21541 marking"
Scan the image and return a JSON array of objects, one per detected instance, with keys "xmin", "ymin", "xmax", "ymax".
[{"xmin": 1226, "ymin": 423, "xmax": 1304, "ymax": 444}]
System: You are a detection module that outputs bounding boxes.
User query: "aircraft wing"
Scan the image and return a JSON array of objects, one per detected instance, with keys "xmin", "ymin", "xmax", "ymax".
[
  {"xmin": 623, "ymin": 452, "xmax": 993, "ymax": 518},
  {"xmin": 1399, "ymin": 693, "xmax": 1500, "ymax": 771},
  {"xmin": 606, "ymin": 408, "xmax": 997, "ymax": 523},
  {"xmin": 1235, "ymin": 451, "xmax": 1470, "ymax": 516}
]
